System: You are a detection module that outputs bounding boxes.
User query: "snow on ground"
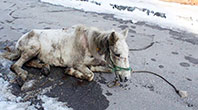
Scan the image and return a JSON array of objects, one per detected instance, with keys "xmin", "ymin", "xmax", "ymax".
[
  {"xmin": 41, "ymin": 0, "xmax": 198, "ymax": 34},
  {"xmin": 39, "ymin": 95, "xmax": 73, "ymax": 110},
  {"xmin": 0, "ymin": 75, "xmax": 72, "ymax": 110},
  {"xmin": 0, "ymin": 56, "xmax": 72, "ymax": 110},
  {"xmin": 0, "ymin": 76, "xmax": 35, "ymax": 110}
]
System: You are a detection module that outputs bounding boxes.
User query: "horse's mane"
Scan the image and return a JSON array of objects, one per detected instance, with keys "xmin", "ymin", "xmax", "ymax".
[
  {"xmin": 74, "ymin": 25, "xmax": 113, "ymax": 57},
  {"xmin": 91, "ymin": 28, "xmax": 111, "ymax": 56}
]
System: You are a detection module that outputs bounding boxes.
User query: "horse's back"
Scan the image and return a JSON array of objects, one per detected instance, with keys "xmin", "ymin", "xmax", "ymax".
[
  {"xmin": 16, "ymin": 26, "xmax": 76, "ymax": 47},
  {"xmin": 16, "ymin": 28, "xmax": 76, "ymax": 66}
]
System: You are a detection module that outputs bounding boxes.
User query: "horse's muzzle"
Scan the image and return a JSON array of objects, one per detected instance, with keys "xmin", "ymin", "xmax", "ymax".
[{"xmin": 118, "ymin": 75, "xmax": 129, "ymax": 82}]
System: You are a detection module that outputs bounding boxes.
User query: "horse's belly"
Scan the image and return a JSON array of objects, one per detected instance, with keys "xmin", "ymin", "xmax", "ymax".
[
  {"xmin": 38, "ymin": 53, "xmax": 69, "ymax": 67},
  {"xmin": 38, "ymin": 44, "xmax": 73, "ymax": 67}
]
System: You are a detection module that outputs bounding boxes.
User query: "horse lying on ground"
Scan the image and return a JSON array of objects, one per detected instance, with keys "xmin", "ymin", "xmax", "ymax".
[{"xmin": 4, "ymin": 25, "xmax": 131, "ymax": 86}]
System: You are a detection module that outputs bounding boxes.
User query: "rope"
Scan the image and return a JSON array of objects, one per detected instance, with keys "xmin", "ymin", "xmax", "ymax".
[
  {"xmin": 107, "ymin": 69, "xmax": 188, "ymax": 97},
  {"xmin": 132, "ymin": 70, "xmax": 179, "ymax": 93},
  {"xmin": 129, "ymin": 42, "xmax": 154, "ymax": 51}
]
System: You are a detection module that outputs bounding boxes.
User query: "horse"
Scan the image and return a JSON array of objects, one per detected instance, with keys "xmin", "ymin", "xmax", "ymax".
[{"xmin": 4, "ymin": 24, "xmax": 131, "ymax": 86}]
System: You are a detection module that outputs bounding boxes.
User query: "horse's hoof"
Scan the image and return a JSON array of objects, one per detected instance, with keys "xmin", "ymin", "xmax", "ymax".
[
  {"xmin": 41, "ymin": 67, "xmax": 50, "ymax": 76},
  {"xmin": 87, "ymin": 74, "xmax": 94, "ymax": 81},
  {"xmin": 17, "ymin": 71, "xmax": 28, "ymax": 87},
  {"xmin": 18, "ymin": 70, "xmax": 28, "ymax": 82},
  {"xmin": 16, "ymin": 76, "xmax": 25, "ymax": 87}
]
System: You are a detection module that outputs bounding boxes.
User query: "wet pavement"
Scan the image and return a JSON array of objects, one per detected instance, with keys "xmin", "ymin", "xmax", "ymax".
[{"xmin": 0, "ymin": 0, "xmax": 198, "ymax": 110}]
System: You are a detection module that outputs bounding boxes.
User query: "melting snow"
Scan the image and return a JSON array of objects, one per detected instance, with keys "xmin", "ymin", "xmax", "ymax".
[
  {"xmin": 41, "ymin": 0, "xmax": 198, "ymax": 34},
  {"xmin": 0, "ymin": 55, "xmax": 72, "ymax": 110}
]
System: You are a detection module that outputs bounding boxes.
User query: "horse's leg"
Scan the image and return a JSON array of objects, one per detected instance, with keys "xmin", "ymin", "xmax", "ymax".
[
  {"xmin": 89, "ymin": 65, "xmax": 112, "ymax": 73},
  {"xmin": 76, "ymin": 65, "xmax": 94, "ymax": 81},
  {"xmin": 25, "ymin": 59, "xmax": 44, "ymax": 68},
  {"xmin": 11, "ymin": 48, "xmax": 40, "ymax": 83},
  {"xmin": 84, "ymin": 57, "xmax": 111, "ymax": 73},
  {"xmin": 3, "ymin": 49, "xmax": 20, "ymax": 61},
  {"xmin": 25, "ymin": 59, "xmax": 50, "ymax": 76},
  {"xmin": 65, "ymin": 66, "xmax": 94, "ymax": 81},
  {"xmin": 65, "ymin": 67, "xmax": 85, "ymax": 79}
]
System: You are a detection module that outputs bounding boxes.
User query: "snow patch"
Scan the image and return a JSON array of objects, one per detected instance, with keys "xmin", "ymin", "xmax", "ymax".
[
  {"xmin": 39, "ymin": 95, "xmax": 73, "ymax": 110},
  {"xmin": 0, "ymin": 75, "xmax": 72, "ymax": 110},
  {"xmin": 0, "ymin": 55, "xmax": 72, "ymax": 110},
  {"xmin": 0, "ymin": 76, "xmax": 35, "ymax": 110},
  {"xmin": 41, "ymin": 0, "xmax": 198, "ymax": 34}
]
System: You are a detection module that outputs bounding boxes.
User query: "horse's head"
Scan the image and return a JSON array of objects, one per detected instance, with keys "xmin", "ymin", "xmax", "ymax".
[{"xmin": 107, "ymin": 29, "xmax": 131, "ymax": 82}]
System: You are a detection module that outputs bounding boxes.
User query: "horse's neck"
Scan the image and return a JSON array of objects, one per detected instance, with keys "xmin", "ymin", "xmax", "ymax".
[{"xmin": 87, "ymin": 29, "xmax": 109, "ymax": 60}]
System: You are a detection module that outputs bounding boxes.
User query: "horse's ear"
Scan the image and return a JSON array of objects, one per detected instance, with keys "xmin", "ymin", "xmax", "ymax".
[
  {"xmin": 109, "ymin": 31, "xmax": 119, "ymax": 46},
  {"xmin": 121, "ymin": 28, "xmax": 128, "ymax": 39}
]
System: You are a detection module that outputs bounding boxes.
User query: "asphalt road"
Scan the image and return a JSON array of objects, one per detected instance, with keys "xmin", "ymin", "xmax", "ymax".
[{"xmin": 0, "ymin": 0, "xmax": 198, "ymax": 110}]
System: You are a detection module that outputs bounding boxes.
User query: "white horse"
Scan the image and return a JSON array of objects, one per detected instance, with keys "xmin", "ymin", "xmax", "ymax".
[{"xmin": 5, "ymin": 25, "xmax": 131, "ymax": 85}]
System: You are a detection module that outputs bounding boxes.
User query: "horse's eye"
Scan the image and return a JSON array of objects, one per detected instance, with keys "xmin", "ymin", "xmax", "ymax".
[{"xmin": 115, "ymin": 53, "xmax": 121, "ymax": 57}]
